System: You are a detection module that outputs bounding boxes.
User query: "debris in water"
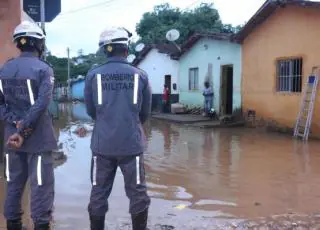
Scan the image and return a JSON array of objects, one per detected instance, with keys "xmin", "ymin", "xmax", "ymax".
[
  {"xmin": 74, "ymin": 126, "xmax": 89, "ymax": 137},
  {"xmin": 174, "ymin": 204, "xmax": 187, "ymax": 210}
]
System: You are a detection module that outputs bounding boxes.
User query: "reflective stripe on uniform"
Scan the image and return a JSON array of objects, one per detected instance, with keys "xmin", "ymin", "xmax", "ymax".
[
  {"xmin": 5, "ymin": 154, "xmax": 10, "ymax": 182},
  {"xmin": 93, "ymin": 156, "xmax": 97, "ymax": 186},
  {"xmin": 136, "ymin": 156, "xmax": 140, "ymax": 185},
  {"xmin": 97, "ymin": 74, "xmax": 102, "ymax": 105},
  {"xmin": 133, "ymin": 74, "xmax": 139, "ymax": 104},
  {"xmin": 0, "ymin": 80, "xmax": 3, "ymax": 93},
  {"xmin": 37, "ymin": 155, "xmax": 42, "ymax": 186},
  {"xmin": 27, "ymin": 79, "xmax": 35, "ymax": 105}
]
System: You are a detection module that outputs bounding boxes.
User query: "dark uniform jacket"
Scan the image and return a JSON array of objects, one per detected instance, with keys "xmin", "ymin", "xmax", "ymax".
[
  {"xmin": 84, "ymin": 56, "xmax": 152, "ymax": 156},
  {"xmin": 0, "ymin": 52, "xmax": 57, "ymax": 153}
]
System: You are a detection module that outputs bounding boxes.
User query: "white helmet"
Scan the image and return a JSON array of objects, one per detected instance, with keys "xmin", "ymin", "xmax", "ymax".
[
  {"xmin": 13, "ymin": 21, "xmax": 45, "ymax": 42},
  {"xmin": 98, "ymin": 26, "xmax": 132, "ymax": 48}
]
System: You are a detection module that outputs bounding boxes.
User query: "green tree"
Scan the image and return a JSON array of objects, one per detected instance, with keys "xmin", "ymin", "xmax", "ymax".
[
  {"xmin": 46, "ymin": 55, "xmax": 68, "ymax": 82},
  {"xmin": 46, "ymin": 52, "xmax": 106, "ymax": 83},
  {"xmin": 136, "ymin": 3, "xmax": 181, "ymax": 44},
  {"xmin": 221, "ymin": 24, "xmax": 243, "ymax": 34},
  {"xmin": 135, "ymin": 2, "xmax": 242, "ymax": 45}
]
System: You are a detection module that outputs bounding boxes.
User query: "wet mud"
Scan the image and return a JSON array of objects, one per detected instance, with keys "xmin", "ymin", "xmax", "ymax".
[{"xmin": 1, "ymin": 102, "xmax": 320, "ymax": 229}]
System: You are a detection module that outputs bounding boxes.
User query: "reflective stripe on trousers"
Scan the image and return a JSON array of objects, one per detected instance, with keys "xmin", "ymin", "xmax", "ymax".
[
  {"xmin": 92, "ymin": 156, "xmax": 97, "ymax": 186},
  {"xmin": 5, "ymin": 153, "xmax": 10, "ymax": 182}
]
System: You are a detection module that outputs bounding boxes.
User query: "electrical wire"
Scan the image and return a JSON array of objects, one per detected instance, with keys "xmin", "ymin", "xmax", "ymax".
[
  {"xmin": 51, "ymin": 0, "xmax": 202, "ymax": 23},
  {"xmin": 61, "ymin": 0, "xmax": 116, "ymax": 15},
  {"xmin": 182, "ymin": 0, "xmax": 202, "ymax": 11},
  {"xmin": 53, "ymin": 0, "xmax": 120, "ymax": 20}
]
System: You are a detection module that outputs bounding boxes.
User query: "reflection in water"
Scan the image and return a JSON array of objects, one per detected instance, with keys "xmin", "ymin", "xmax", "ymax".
[
  {"xmin": 2, "ymin": 102, "xmax": 320, "ymax": 229},
  {"xmin": 144, "ymin": 118, "xmax": 320, "ymax": 221}
]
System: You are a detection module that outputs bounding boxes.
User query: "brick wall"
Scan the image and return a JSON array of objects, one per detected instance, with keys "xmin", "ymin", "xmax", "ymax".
[{"xmin": 0, "ymin": 0, "xmax": 21, "ymax": 65}]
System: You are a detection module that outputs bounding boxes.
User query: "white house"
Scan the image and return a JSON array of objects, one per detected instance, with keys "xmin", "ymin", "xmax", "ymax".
[{"xmin": 133, "ymin": 44, "xmax": 180, "ymax": 111}]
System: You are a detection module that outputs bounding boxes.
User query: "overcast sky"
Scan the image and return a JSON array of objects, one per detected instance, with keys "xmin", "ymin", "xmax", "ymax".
[{"xmin": 45, "ymin": 0, "xmax": 267, "ymax": 57}]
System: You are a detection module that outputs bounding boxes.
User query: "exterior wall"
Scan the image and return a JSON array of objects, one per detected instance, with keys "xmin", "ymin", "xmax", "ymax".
[
  {"xmin": 242, "ymin": 5, "xmax": 320, "ymax": 136},
  {"xmin": 178, "ymin": 38, "xmax": 241, "ymax": 113},
  {"xmin": 138, "ymin": 48, "xmax": 179, "ymax": 95},
  {"xmin": 0, "ymin": 0, "xmax": 21, "ymax": 65},
  {"xmin": 138, "ymin": 48, "xmax": 180, "ymax": 111}
]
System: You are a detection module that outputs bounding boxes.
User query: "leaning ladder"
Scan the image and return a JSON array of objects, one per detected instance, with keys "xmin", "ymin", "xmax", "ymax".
[{"xmin": 293, "ymin": 73, "xmax": 319, "ymax": 141}]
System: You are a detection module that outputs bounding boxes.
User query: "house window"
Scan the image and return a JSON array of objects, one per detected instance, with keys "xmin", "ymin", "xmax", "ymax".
[
  {"xmin": 276, "ymin": 58, "xmax": 302, "ymax": 92},
  {"xmin": 189, "ymin": 68, "xmax": 199, "ymax": 90}
]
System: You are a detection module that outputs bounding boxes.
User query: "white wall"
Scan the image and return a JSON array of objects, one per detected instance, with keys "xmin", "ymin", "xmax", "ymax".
[{"xmin": 138, "ymin": 48, "xmax": 179, "ymax": 95}]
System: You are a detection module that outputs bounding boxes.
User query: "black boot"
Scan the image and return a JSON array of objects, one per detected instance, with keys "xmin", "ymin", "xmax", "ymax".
[
  {"xmin": 34, "ymin": 222, "xmax": 50, "ymax": 230},
  {"xmin": 131, "ymin": 208, "xmax": 148, "ymax": 230},
  {"xmin": 89, "ymin": 215, "xmax": 105, "ymax": 230},
  {"xmin": 7, "ymin": 219, "xmax": 22, "ymax": 230}
]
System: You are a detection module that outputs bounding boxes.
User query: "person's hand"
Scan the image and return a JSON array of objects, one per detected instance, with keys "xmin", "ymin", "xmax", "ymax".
[
  {"xmin": 15, "ymin": 121, "xmax": 32, "ymax": 136},
  {"xmin": 16, "ymin": 121, "xmax": 23, "ymax": 129},
  {"xmin": 7, "ymin": 133, "xmax": 24, "ymax": 149}
]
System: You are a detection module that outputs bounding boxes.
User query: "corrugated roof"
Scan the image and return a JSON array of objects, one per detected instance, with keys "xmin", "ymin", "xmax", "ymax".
[{"xmin": 235, "ymin": 0, "xmax": 320, "ymax": 42}]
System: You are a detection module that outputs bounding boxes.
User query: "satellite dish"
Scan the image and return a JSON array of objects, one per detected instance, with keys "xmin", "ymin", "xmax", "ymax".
[
  {"xmin": 166, "ymin": 29, "xmax": 180, "ymax": 42},
  {"xmin": 135, "ymin": 43, "xmax": 145, "ymax": 52},
  {"xmin": 127, "ymin": 54, "xmax": 136, "ymax": 63}
]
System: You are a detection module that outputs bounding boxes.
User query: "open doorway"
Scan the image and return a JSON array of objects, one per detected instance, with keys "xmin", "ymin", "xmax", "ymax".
[
  {"xmin": 220, "ymin": 65, "xmax": 233, "ymax": 115},
  {"xmin": 163, "ymin": 75, "xmax": 172, "ymax": 113},
  {"xmin": 165, "ymin": 75, "xmax": 171, "ymax": 94}
]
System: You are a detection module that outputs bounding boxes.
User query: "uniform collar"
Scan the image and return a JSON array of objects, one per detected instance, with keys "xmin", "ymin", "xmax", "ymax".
[
  {"xmin": 20, "ymin": 52, "xmax": 38, "ymax": 58},
  {"xmin": 107, "ymin": 56, "xmax": 128, "ymax": 63}
]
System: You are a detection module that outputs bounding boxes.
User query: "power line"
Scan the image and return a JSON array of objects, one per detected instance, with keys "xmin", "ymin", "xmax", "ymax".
[
  {"xmin": 54, "ymin": 0, "xmax": 201, "ymax": 22},
  {"xmin": 182, "ymin": 0, "xmax": 212, "ymax": 12},
  {"xmin": 182, "ymin": 0, "xmax": 202, "ymax": 10},
  {"xmin": 49, "ymin": 0, "xmax": 130, "ymax": 24},
  {"xmin": 56, "ymin": 0, "xmax": 119, "ymax": 18}
]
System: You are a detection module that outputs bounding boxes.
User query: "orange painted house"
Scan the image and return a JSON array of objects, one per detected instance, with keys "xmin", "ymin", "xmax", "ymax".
[
  {"xmin": 0, "ymin": 0, "xmax": 22, "ymax": 65},
  {"xmin": 236, "ymin": 0, "xmax": 320, "ymax": 136}
]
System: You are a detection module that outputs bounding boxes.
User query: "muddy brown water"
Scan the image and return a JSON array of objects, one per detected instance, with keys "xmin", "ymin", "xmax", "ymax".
[{"xmin": 1, "ymin": 102, "xmax": 320, "ymax": 229}]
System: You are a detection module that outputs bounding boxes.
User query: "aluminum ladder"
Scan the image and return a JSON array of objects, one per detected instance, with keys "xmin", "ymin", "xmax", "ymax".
[{"xmin": 293, "ymin": 74, "xmax": 319, "ymax": 141}]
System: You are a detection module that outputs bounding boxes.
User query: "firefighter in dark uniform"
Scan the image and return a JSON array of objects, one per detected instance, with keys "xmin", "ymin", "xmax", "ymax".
[
  {"xmin": 84, "ymin": 26, "xmax": 152, "ymax": 230},
  {"xmin": 0, "ymin": 21, "xmax": 57, "ymax": 230}
]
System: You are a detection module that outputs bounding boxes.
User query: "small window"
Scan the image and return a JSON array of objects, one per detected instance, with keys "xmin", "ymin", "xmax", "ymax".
[
  {"xmin": 276, "ymin": 58, "xmax": 302, "ymax": 92},
  {"xmin": 189, "ymin": 68, "xmax": 199, "ymax": 90}
]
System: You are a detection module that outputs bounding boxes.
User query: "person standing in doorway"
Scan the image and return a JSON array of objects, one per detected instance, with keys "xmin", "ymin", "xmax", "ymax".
[
  {"xmin": 0, "ymin": 21, "xmax": 57, "ymax": 230},
  {"xmin": 203, "ymin": 81, "xmax": 214, "ymax": 116},
  {"xmin": 162, "ymin": 84, "xmax": 170, "ymax": 113},
  {"xmin": 84, "ymin": 26, "xmax": 152, "ymax": 230}
]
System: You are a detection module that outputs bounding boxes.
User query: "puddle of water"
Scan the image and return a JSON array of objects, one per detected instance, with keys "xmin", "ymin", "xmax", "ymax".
[{"xmin": 1, "ymin": 102, "xmax": 320, "ymax": 229}]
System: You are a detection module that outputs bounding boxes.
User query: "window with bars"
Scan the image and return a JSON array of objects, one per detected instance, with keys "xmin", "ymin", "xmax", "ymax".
[
  {"xmin": 189, "ymin": 68, "xmax": 199, "ymax": 90},
  {"xmin": 276, "ymin": 58, "xmax": 303, "ymax": 92}
]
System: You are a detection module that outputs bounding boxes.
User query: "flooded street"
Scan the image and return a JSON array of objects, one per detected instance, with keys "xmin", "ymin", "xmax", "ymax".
[{"xmin": 2, "ymin": 102, "xmax": 320, "ymax": 229}]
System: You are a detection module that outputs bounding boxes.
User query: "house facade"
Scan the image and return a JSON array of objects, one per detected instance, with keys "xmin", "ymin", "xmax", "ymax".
[
  {"xmin": 236, "ymin": 0, "xmax": 320, "ymax": 136},
  {"xmin": 133, "ymin": 44, "xmax": 180, "ymax": 111},
  {"xmin": 0, "ymin": 0, "xmax": 22, "ymax": 65},
  {"xmin": 0, "ymin": 0, "xmax": 47, "ymax": 66},
  {"xmin": 178, "ymin": 33, "xmax": 242, "ymax": 115}
]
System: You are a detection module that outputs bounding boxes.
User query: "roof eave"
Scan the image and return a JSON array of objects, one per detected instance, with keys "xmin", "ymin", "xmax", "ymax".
[
  {"xmin": 176, "ymin": 32, "xmax": 235, "ymax": 58},
  {"xmin": 235, "ymin": 0, "xmax": 280, "ymax": 43},
  {"xmin": 235, "ymin": 0, "xmax": 320, "ymax": 43}
]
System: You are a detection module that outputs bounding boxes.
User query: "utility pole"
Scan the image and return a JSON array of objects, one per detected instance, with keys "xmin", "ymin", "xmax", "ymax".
[
  {"xmin": 67, "ymin": 47, "xmax": 71, "ymax": 100},
  {"xmin": 40, "ymin": 0, "xmax": 46, "ymax": 60}
]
